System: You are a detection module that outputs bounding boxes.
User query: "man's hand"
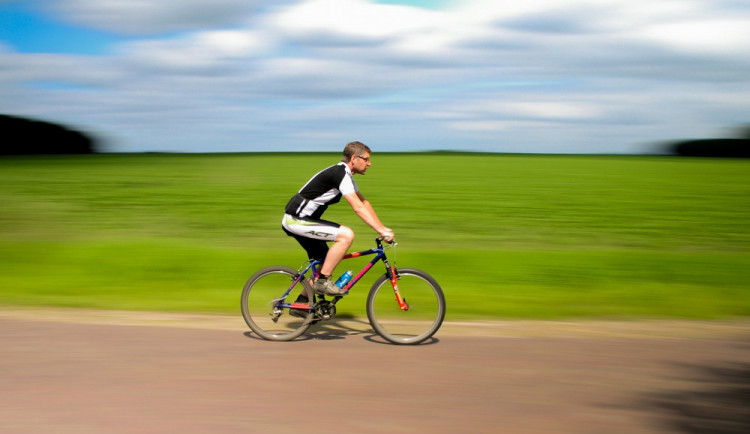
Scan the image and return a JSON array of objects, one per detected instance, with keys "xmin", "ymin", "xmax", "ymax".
[{"xmin": 380, "ymin": 227, "xmax": 395, "ymax": 243}]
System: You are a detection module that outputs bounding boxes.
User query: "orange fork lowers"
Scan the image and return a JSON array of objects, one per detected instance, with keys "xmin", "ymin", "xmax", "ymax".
[{"xmin": 390, "ymin": 266, "xmax": 409, "ymax": 310}]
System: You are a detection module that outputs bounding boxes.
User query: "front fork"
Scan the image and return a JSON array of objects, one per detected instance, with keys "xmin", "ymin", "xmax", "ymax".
[{"xmin": 384, "ymin": 260, "xmax": 409, "ymax": 311}]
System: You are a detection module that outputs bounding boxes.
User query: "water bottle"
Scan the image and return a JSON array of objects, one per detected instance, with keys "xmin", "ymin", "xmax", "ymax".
[{"xmin": 335, "ymin": 270, "xmax": 353, "ymax": 288}]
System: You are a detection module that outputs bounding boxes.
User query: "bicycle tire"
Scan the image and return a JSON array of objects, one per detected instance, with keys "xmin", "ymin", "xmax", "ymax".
[
  {"xmin": 366, "ymin": 268, "xmax": 446, "ymax": 345},
  {"xmin": 241, "ymin": 266, "xmax": 313, "ymax": 341}
]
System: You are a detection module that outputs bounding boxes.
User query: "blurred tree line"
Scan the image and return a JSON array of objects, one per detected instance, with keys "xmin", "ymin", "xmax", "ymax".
[
  {"xmin": 671, "ymin": 125, "xmax": 750, "ymax": 158},
  {"xmin": 2, "ymin": 113, "xmax": 747, "ymax": 157},
  {"xmin": 1, "ymin": 114, "xmax": 98, "ymax": 155}
]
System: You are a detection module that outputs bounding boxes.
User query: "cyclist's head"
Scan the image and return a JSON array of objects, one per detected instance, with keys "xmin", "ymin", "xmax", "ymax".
[{"xmin": 342, "ymin": 141, "xmax": 371, "ymax": 163}]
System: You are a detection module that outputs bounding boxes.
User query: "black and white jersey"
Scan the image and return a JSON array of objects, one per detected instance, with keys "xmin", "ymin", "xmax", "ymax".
[{"xmin": 285, "ymin": 162, "xmax": 358, "ymax": 219}]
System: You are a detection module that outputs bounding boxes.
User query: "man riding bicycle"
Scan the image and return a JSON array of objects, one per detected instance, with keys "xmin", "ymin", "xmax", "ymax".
[{"xmin": 282, "ymin": 141, "xmax": 394, "ymax": 297}]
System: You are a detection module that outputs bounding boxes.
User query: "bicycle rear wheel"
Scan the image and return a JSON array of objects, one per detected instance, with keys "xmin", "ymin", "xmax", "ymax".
[
  {"xmin": 241, "ymin": 266, "xmax": 313, "ymax": 341},
  {"xmin": 366, "ymin": 268, "xmax": 446, "ymax": 345}
]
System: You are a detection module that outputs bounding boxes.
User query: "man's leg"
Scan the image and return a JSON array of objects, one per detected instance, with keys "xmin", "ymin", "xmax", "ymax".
[
  {"xmin": 319, "ymin": 226, "xmax": 354, "ymax": 278},
  {"xmin": 312, "ymin": 226, "xmax": 354, "ymax": 296},
  {"xmin": 282, "ymin": 214, "xmax": 353, "ymax": 295}
]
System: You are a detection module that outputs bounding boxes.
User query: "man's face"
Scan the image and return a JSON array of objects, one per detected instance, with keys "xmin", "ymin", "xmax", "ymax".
[{"xmin": 351, "ymin": 152, "xmax": 371, "ymax": 175}]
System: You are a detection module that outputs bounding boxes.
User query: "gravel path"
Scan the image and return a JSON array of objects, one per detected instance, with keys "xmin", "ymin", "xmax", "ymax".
[{"xmin": 1, "ymin": 309, "xmax": 749, "ymax": 433}]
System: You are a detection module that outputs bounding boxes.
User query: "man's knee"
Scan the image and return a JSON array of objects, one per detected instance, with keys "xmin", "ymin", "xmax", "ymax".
[{"xmin": 336, "ymin": 226, "xmax": 355, "ymax": 243}]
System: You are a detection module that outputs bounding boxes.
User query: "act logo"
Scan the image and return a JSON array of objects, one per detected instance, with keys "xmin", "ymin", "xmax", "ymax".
[{"xmin": 306, "ymin": 230, "xmax": 332, "ymax": 237}]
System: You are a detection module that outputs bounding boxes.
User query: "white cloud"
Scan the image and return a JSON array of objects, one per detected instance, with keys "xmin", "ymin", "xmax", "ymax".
[
  {"xmin": 50, "ymin": 0, "xmax": 263, "ymax": 35},
  {"xmin": 0, "ymin": 50, "xmax": 123, "ymax": 86},
  {"xmin": 273, "ymin": 0, "xmax": 439, "ymax": 38},
  {"xmin": 119, "ymin": 29, "xmax": 272, "ymax": 73},
  {"xmin": 639, "ymin": 19, "xmax": 750, "ymax": 55}
]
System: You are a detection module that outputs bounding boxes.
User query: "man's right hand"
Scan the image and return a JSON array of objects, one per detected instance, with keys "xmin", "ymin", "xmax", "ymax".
[{"xmin": 380, "ymin": 228, "xmax": 395, "ymax": 243}]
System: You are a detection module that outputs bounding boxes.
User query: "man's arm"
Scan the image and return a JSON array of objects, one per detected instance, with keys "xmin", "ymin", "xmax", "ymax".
[{"xmin": 344, "ymin": 192, "xmax": 394, "ymax": 241}]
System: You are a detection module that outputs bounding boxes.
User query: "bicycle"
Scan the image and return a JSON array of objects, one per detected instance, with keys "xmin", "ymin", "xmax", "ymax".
[{"xmin": 241, "ymin": 237, "xmax": 445, "ymax": 345}]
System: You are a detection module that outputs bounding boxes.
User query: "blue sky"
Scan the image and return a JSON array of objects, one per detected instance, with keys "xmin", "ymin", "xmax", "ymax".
[
  {"xmin": 0, "ymin": 3, "xmax": 122, "ymax": 55},
  {"xmin": 1, "ymin": 0, "xmax": 749, "ymax": 153}
]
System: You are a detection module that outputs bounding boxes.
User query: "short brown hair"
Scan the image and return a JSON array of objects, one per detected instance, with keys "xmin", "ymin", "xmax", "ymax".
[{"xmin": 342, "ymin": 141, "xmax": 371, "ymax": 163}]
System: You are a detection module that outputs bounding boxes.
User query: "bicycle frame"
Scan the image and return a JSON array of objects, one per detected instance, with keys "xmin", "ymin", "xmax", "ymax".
[{"xmin": 282, "ymin": 238, "xmax": 409, "ymax": 313}]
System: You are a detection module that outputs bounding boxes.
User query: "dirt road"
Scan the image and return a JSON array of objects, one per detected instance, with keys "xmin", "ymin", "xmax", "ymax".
[{"xmin": 1, "ymin": 309, "xmax": 749, "ymax": 433}]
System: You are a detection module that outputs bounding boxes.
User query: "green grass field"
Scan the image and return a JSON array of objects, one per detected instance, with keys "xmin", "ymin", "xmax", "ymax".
[{"xmin": 1, "ymin": 153, "xmax": 749, "ymax": 320}]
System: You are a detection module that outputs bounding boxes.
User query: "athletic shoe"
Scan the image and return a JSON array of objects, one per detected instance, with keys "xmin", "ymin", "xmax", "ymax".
[{"xmin": 314, "ymin": 278, "xmax": 346, "ymax": 296}]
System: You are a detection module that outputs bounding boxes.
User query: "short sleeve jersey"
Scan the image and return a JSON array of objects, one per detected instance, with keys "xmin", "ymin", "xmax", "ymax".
[{"xmin": 289, "ymin": 162, "xmax": 358, "ymax": 219}]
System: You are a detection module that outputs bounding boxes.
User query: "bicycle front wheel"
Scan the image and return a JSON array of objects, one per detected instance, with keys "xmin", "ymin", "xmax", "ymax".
[
  {"xmin": 366, "ymin": 268, "xmax": 446, "ymax": 345},
  {"xmin": 241, "ymin": 266, "xmax": 313, "ymax": 342}
]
